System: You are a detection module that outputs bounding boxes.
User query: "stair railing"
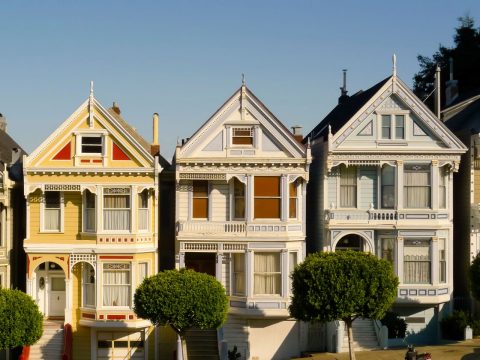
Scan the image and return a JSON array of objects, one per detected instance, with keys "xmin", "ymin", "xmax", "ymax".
[{"xmin": 61, "ymin": 323, "xmax": 73, "ymax": 360}]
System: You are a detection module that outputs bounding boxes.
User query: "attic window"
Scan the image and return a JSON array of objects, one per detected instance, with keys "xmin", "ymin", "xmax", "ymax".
[
  {"xmin": 81, "ymin": 136, "xmax": 103, "ymax": 154},
  {"xmin": 232, "ymin": 127, "xmax": 254, "ymax": 145}
]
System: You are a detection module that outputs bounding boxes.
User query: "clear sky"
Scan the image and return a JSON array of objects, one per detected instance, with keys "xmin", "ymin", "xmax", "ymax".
[{"xmin": 1, "ymin": 1, "xmax": 480, "ymax": 160}]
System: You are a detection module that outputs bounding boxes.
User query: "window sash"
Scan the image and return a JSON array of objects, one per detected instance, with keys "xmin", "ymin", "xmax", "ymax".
[
  {"xmin": 289, "ymin": 182, "xmax": 298, "ymax": 218},
  {"xmin": 232, "ymin": 253, "xmax": 245, "ymax": 296},
  {"xmin": 404, "ymin": 166, "xmax": 431, "ymax": 208},
  {"xmin": 233, "ymin": 179, "xmax": 245, "ymax": 219},
  {"xmin": 395, "ymin": 115, "xmax": 405, "ymax": 139},
  {"xmin": 253, "ymin": 253, "xmax": 281, "ymax": 295},
  {"xmin": 45, "ymin": 209, "xmax": 61, "ymax": 231},
  {"xmin": 193, "ymin": 181, "xmax": 208, "ymax": 219},
  {"xmin": 81, "ymin": 136, "xmax": 102, "ymax": 154},
  {"xmin": 103, "ymin": 194, "xmax": 131, "ymax": 231},
  {"xmin": 439, "ymin": 239, "xmax": 446, "ymax": 283},
  {"xmin": 381, "ymin": 166, "xmax": 395, "ymax": 209},
  {"xmin": 439, "ymin": 167, "xmax": 447, "ymax": 209},
  {"xmin": 339, "ymin": 166, "xmax": 357, "ymax": 208},
  {"xmin": 254, "ymin": 177, "xmax": 281, "ymax": 219},
  {"xmin": 404, "ymin": 240, "xmax": 431, "ymax": 284},
  {"xmin": 381, "ymin": 115, "xmax": 391, "ymax": 139},
  {"xmin": 84, "ymin": 191, "xmax": 96, "ymax": 232},
  {"xmin": 232, "ymin": 128, "xmax": 253, "ymax": 145},
  {"xmin": 83, "ymin": 264, "xmax": 95, "ymax": 308},
  {"xmin": 103, "ymin": 264, "xmax": 131, "ymax": 307}
]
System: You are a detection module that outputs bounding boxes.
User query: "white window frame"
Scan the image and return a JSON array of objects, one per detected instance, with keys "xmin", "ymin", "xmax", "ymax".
[
  {"xmin": 231, "ymin": 253, "xmax": 246, "ymax": 296},
  {"xmin": 439, "ymin": 166, "xmax": 448, "ymax": 209},
  {"xmin": 404, "ymin": 163, "xmax": 431, "ymax": 209},
  {"xmin": 253, "ymin": 252, "xmax": 282, "ymax": 296},
  {"xmin": 137, "ymin": 261, "xmax": 149, "ymax": 285},
  {"xmin": 378, "ymin": 236, "xmax": 396, "ymax": 274},
  {"xmin": 102, "ymin": 187, "xmax": 131, "ymax": 232},
  {"xmin": 83, "ymin": 190, "xmax": 96, "ymax": 233},
  {"xmin": 40, "ymin": 191, "xmax": 64, "ymax": 233},
  {"xmin": 338, "ymin": 165, "xmax": 357, "ymax": 209},
  {"xmin": 403, "ymin": 239, "xmax": 432, "ymax": 285},
  {"xmin": 191, "ymin": 181, "xmax": 210, "ymax": 220},
  {"xmin": 231, "ymin": 127, "xmax": 254, "ymax": 147},
  {"xmin": 138, "ymin": 190, "xmax": 150, "ymax": 232},
  {"xmin": 102, "ymin": 263, "xmax": 131, "ymax": 308},
  {"xmin": 380, "ymin": 165, "xmax": 395, "ymax": 209},
  {"xmin": 231, "ymin": 178, "xmax": 246, "ymax": 220},
  {"xmin": 377, "ymin": 111, "xmax": 409, "ymax": 141},
  {"xmin": 74, "ymin": 130, "xmax": 107, "ymax": 157},
  {"xmin": 439, "ymin": 238, "xmax": 447, "ymax": 284},
  {"xmin": 82, "ymin": 263, "xmax": 96, "ymax": 308}
]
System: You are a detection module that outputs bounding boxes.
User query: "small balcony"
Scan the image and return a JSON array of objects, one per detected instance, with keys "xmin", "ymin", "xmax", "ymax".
[{"xmin": 177, "ymin": 220, "xmax": 303, "ymax": 239}]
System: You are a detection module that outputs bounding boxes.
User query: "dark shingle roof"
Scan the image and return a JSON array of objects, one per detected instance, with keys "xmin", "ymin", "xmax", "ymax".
[
  {"xmin": 304, "ymin": 76, "xmax": 391, "ymax": 142},
  {"xmin": 0, "ymin": 130, "xmax": 26, "ymax": 164},
  {"xmin": 443, "ymin": 91, "xmax": 480, "ymax": 133},
  {"xmin": 106, "ymin": 108, "xmax": 151, "ymax": 155}
]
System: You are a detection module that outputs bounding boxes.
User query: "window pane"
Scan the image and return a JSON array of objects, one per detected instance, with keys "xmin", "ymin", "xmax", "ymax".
[
  {"xmin": 254, "ymin": 199, "xmax": 281, "ymax": 219},
  {"xmin": 233, "ymin": 253, "xmax": 245, "ymax": 296},
  {"xmin": 439, "ymin": 167, "xmax": 447, "ymax": 209},
  {"xmin": 232, "ymin": 128, "xmax": 253, "ymax": 145},
  {"xmin": 289, "ymin": 182, "xmax": 298, "ymax": 218},
  {"xmin": 103, "ymin": 264, "xmax": 131, "ymax": 307},
  {"xmin": 395, "ymin": 115, "xmax": 405, "ymax": 139},
  {"xmin": 51, "ymin": 277, "xmax": 65, "ymax": 291},
  {"xmin": 254, "ymin": 253, "xmax": 281, "ymax": 295},
  {"xmin": 339, "ymin": 166, "xmax": 356, "ymax": 208},
  {"xmin": 404, "ymin": 165, "xmax": 431, "ymax": 208},
  {"xmin": 381, "ymin": 166, "xmax": 395, "ymax": 208},
  {"xmin": 254, "ymin": 177, "xmax": 281, "ymax": 219},
  {"xmin": 404, "ymin": 240, "xmax": 431, "ymax": 284},
  {"xmin": 81, "ymin": 136, "xmax": 102, "ymax": 154},
  {"xmin": 234, "ymin": 179, "xmax": 245, "ymax": 219},
  {"xmin": 193, "ymin": 181, "xmax": 208, "ymax": 197},
  {"xmin": 439, "ymin": 239, "xmax": 446, "ymax": 283},
  {"xmin": 381, "ymin": 238, "xmax": 394, "ymax": 265},
  {"xmin": 381, "ymin": 115, "xmax": 391, "ymax": 139},
  {"xmin": 45, "ymin": 192, "xmax": 60, "ymax": 208},
  {"xmin": 254, "ymin": 177, "xmax": 280, "ymax": 197},
  {"xmin": 193, "ymin": 198, "xmax": 208, "ymax": 218}
]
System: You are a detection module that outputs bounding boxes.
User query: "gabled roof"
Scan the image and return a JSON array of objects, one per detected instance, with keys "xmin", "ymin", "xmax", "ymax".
[
  {"xmin": 443, "ymin": 89, "xmax": 480, "ymax": 133},
  {"xmin": 107, "ymin": 107, "xmax": 151, "ymax": 154},
  {"xmin": 304, "ymin": 76, "xmax": 391, "ymax": 142},
  {"xmin": 0, "ymin": 130, "xmax": 26, "ymax": 164}
]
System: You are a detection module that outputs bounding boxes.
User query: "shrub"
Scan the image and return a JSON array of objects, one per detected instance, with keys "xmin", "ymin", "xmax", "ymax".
[
  {"xmin": 381, "ymin": 311, "xmax": 407, "ymax": 338},
  {"xmin": 441, "ymin": 310, "xmax": 470, "ymax": 340}
]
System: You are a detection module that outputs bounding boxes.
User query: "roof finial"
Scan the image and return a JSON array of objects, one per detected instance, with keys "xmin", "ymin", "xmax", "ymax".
[
  {"xmin": 242, "ymin": 73, "xmax": 246, "ymax": 86},
  {"xmin": 392, "ymin": 54, "xmax": 397, "ymax": 77},
  {"xmin": 90, "ymin": 80, "xmax": 94, "ymax": 97}
]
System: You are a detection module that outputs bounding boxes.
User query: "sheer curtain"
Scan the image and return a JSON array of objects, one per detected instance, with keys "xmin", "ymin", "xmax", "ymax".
[
  {"xmin": 103, "ymin": 264, "xmax": 130, "ymax": 306},
  {"xmin": 404, "ymin": 166, "xmax": 430, "ymax": 208},
  {"xmin": 103, "ymin": 194, "xmax": 130, "ymax": 230},
  {"xmin": 83, "ymin": 263, "xmax": 95, "ymax": 307},
  {"xmin": 138, "ymin": 191, "xmax": 149, "ymax": 231},
  {"xmin": 254, "ymin": 253, "xmax": 281, "ymax": 295},
  {"xmin": 233, "ymin": 253, "xmax": 245, "ymax": 295},
  {"xmin": 45, "ymin": 191, "xmax": 61, "ymax": 231},
  {"xmin": 339, "ymin": 166, "xmax": 357, "ymax": 208},
  {"xmin": 404, "ymin": 240, "xmax": 431, "ymax": 284},
  {"xmin": 381, "ymin": 166, "xmax": 395, "ymax": 209}
]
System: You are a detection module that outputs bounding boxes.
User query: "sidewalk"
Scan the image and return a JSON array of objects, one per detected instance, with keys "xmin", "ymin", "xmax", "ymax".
[{"xmin": 294, "ymin": 339, "xmax": 480, "ymax": 360}]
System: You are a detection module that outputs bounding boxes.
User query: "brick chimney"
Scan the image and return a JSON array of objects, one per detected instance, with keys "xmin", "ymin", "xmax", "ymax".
[
  {"xmin": 112, "ymin": 102, "xmax": 121, "ymax": 115},
  {"xmin": 0, "ymin": 113, "xmax": 6, "ymax": 132},
  {"xmin": 291, "ymin": 125, "xmax": 303, "ymax": 142}
]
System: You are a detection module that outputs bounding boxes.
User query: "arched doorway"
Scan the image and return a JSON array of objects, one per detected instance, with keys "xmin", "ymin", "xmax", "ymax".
[
  {"xmin": 34, "ymin": 261, "xmax": 66, "ymax": 318},
  {"xmin": 335, "ymin": 234, "xmax": 366, "ymax": 252}
]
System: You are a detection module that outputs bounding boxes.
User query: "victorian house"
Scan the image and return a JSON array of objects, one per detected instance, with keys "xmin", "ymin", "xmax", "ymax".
[
  {"xmin": 23, "ymin": 87, "xmax": 161, "ymax": 360},
  {"xmin": 0, "ymin": 112, "xmax": 26, "ymax": 291},
  {"xmin": 174, "ymin": 83, "xmax": 311, "ymax": 359},
  {"xmin": 304, "ymin": 65, "xmax": 466, "ymax": 347}
]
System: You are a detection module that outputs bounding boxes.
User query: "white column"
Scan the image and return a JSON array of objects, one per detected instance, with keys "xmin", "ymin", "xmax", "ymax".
[
  {"xmin": 131, "ymin": 185, "xmax": 137, "ymax": 232},
  {"xmin": 431, "ymin": 237, "xmax": 439, "ymax": 285},
  {"xmin": 396, "ymin": 237, "xmax": 404, "ymax": 283},
  {"xmin": 216, "ymin": 253, "xmax": 223, "ymax": 283},
  {"xmin": 246, "ymin": 175, "xmax": 254, "ymax": 222},
  {"xmin": 96, "ymin": 261, "xmax": 102, "ymax": 309},
  {"xmin": 179, "ymin": 252, "xmax": 185, "ymax": 269},
  {"xmin": 26, "ymin": 277, "xmax": 33, "ymax": 297},
  {"xmin": 246, "ymin": 250, "xmax": 253, "ymax": 297},
  {"xmin": 281, "ymin": 175, "xmax": 288, "ymax": 222},
  {"xmin": 281, "ymin": 250, "xmax": 288, "ymax": 298},
  {"xmin": 65, "ymin": 278, "xmax": 72, "ymax": 323},
  {"xmin": 98, "ymin": 186, "xmax": 103, "ymax": 232},
  {"xmin": 396, "ymin": 161, "xmax": 404, "ymax": 209}
]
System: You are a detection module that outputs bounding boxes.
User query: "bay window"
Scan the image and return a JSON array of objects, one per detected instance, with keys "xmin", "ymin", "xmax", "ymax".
[
  {"xmin": 138, "ymin": 190, "xmax": 149, "ymax": 231},
  {"xmin": 404, "ymin": 164, "xmax": 431, "ymax": 208},
  {"xmin": 254, "ymin": 252, "xmax": 281, "ymax": 295},
  {"xmin": 339, "ymin": 165, "xmax": 357, "ymax": 208},
  {"xmin": 254, "ymin": 176, "xmax": 281, "ymax": 219},
  {"xmin": 44, "ymin": 191, "xmax": 61, "ymax": 231},
  {"xmin": 84, "ymin": 190, "xmax": 96, "ymax": 232},
  {"xmin": 404, "ymin": 239, "xmax": 431, "ymax": 284},
  {"xmin": 192, "ymin": 181, "xmax": 208, "ymax": 219},
  {"xmin": 103, "ymin": 188, "xmax": 131, "ymax": 231},
  {"xmin": 380, "ymin": 238, "xmax": 394, "ymax": 266},
  {"xmin": 103, "ymin": 263, "xmax": 131, "ymax": 307}
]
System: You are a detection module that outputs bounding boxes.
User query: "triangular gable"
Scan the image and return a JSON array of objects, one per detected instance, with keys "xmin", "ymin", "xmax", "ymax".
[
  {"xmin": 27, "ymin": 98, "xmax": 154, "ymax": 169},
  {"xmin": 52, "ymin": 142, "xmax": 71, "ymax": 160},
  {"xmin": 330, "ymin": 76, "xmax": 467, "ymax": 152},
  {"xmin": 179, "ymin": 86, "xmax": 307, "ymax": 159},
  {"xmin": 112, "ymin": 141, "xmax": 131, "ymax": 160}
]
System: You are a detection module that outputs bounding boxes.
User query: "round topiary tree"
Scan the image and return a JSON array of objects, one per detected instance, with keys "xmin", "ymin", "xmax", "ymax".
[
  {"xmin": 134, "ymin": 268, "xmax": 228, "ymax": 357},
  {"xmin": 289, "ymin": 250, "xmax": 399, "ymax": 360},
  {"xmin": 0, "ymin": 288, "xmax": 43, "ymax": 350}
]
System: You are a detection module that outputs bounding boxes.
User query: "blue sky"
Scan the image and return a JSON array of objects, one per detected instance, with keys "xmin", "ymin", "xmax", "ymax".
[{"xmin": 1, "ymin": 1, "xmax": 480, "ymax": 160}]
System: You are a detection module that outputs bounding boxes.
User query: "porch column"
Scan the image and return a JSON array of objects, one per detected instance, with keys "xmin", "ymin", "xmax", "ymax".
[
  {"xmin": 65, "ymin": 278, "xmax": 72, "ymax": 323},
  {"xmin": 179, "ymin": 252, "xmax": 185, "ymax": 269},
  {"xmin": 281, "ymin": 249, "xmax": 288, "ymax": 298},
  {"xmin": 396, "ymin": 237, "xmax": 404, "ymax": 283},
  {"xmin": 431, "ymin": 160, "xmax": 439, "ymax": 209},
  {"xmin": 281, "ymin": 174, "xmax": 288, "ymax": 222},
  {"xmin": 246, "ymin": 250, "xmax": 253, "ymax": 297},
  {"xmin": 216, "ymin": 253, "xmax": 223, "ymax": 283},
  {"xmin": 246, "ymin": 175, "xmax": 253, "ymax": 222},
  {"xmin": 431, "ymin": 237, "xmax": 439, "ymax": 285},
  {"xmin": 396, "ymin": 161, "xmax": 404, "ymax": 209}
]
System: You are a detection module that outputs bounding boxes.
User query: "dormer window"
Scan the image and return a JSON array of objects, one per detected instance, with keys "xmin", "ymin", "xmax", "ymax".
[
  {"xmin": 81, "ymin": 136, "xmax": 103, "ymax": 154},
  {"xmin": 232, "ymin": 127, "xmax": 253, "ymax": 145}
]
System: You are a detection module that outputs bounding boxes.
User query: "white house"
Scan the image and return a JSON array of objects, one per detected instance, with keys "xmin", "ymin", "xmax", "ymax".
[
  {"xmin": 174, "ymin": 83, "xmax": 311, "ymax": 360},
  {"xmin": 304, "ymin": 65, "xmax": 467, "ymax": 347}
]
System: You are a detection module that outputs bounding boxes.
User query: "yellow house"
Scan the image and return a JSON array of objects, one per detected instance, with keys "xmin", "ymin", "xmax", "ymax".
[{"xmin": 23, "ymin": 85, "xmax": 161, "ymax": 360}]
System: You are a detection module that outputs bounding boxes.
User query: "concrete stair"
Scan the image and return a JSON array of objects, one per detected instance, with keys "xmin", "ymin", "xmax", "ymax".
[
  {"xmin": 341, "ymin": 318, "xmax": 379, "ymax": 352},
  {"xmin": 185, "ymin": 328, "xmax": 219, "ymax": 360},
  {"xmin": 29, "ymin": 320, "xmax": 64, "ymax": 360}
]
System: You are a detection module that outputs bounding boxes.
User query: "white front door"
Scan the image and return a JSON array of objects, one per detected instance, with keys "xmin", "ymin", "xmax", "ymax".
[{"xmin": 49, "ymin": 276, "xmax": 66, "ymax": 317}]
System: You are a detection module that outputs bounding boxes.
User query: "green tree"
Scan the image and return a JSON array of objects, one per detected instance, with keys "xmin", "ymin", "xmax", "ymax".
[
  {"xmin": 469, "ymin": 252, "xmax": 480, "ymax": 302},
  {"xmin": 0, "ymin": 289, "xmax": 43, "ymax": 350},
  {"xmin": 133, "ymin": 269, "xmax": 228, "ymax": 356},
  {"xmin": 289, "ymin": 251, "xmax": 398, "ymax": 360},
  {"xmin": 413, "ymin": 16, "xmax": 480, "ymax": 110}
]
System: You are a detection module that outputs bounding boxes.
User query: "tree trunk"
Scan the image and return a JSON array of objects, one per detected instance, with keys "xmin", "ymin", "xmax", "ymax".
[{"xmin": 345, "ymin": 318, "xmax": 356, "ymax": 360}]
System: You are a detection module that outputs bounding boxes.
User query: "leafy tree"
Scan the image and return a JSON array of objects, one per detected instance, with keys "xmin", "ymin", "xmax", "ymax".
[
  {"xmin": 469, "ymin": 252, "xmax": 480, "ymax": 302},
  {"xmin": 289, "ymin": 251, "xmax": 398, "ymax": 360},
  {"xmin": 0, "ymin": 289, "xmax": 43, "ymax": 350},
  {"xmin": 133, "ymin": 269, "xmax": 228, "ymax": 355},
  {"xmin": 413, "ymin": 16, "xmax": 480, "ymax": 110}
]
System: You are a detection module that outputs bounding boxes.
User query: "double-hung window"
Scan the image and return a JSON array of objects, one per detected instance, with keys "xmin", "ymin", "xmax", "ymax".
[
  {"xmin": 103, "ymin": 263, "xmax": 131, "ymax": 307},
  {"xmin": 339, "ymin": 166, "xmax": 357, "ymax": 208},
  {"xmin": 81, "ymin": 135, "xmax": 103, "ymax": 154},
  {"xmin": 404, "ymin": 164, "xmax": 431, "ymax": 208},
  {"xmin": 254, "ymin": 177, "xmax": 281, "ymax": 219},
  {"xmin": 381, "ymin": 115, "xmax": 405, "ymax": 140},
  {"xmin": 289, "ymin": 180, "xmax": 298, "ymax": 219},
  {"xmin": 233, "ymin": 178, "xmax": 245, "ymax": 219},
  {"xmin": 138, "ymin": 190, "xmax": 149, "ymax": 231},
  {"xmin": 381, "ymin": 166, "xmax": 395, "ymax": 209},
  {"xmin": 232, "ymin": 127, "xmax": 253, "ymax": 145},
  {"xmin": 83, "ymin": 263, "xmax": 95, "ymax": 308},
  {"xmin": 192, "ymin": 181, "xmax": 208, "ymax": 219},
  {"xmin": 103, "ymin": 188, "xmax": 131, "ymax": 231},
  {"xmin": 253, "ymin": 252, "xmax": 281, "ymax": 295},
  {"xmin": 84, "ymin": 190, "xmax": 96, "ymax": 232},
  {"xmin": 44, "ymin": 191, "xmax": 62, "ymax": 231},
  {"xmin": 232, "ymin": 253, "xmax": 245, "ymax": 296},
  {"xmin": 404, "ymin": 239, "xmax": 431, "ymax": 284},
  {"xmin": 380, "ymin": 238, "xmax": 395, "ymax": 267}
]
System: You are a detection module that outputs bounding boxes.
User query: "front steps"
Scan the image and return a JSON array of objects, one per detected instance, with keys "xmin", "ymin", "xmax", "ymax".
[
  {"xmin": 30, "ymin": 320, "xmax": 64, "ymax": 360},
  {"xmin": 340, "ymin": 318, "xmax": 379, "ymax": 352},
  {"xmin": 185, "ymin": 328, "xmax": 219, "ymax": 360}
]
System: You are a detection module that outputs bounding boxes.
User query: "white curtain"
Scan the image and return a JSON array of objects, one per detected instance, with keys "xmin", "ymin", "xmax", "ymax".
[
  {"xmin": 138, "ymin": 209, "xmax": 148, "ymax": 231},
  {"xmin": 404, "ymin": 243, "xmax": 431, "ymax": 284},
  {"xmin": 233, "ymin": 253, "xmax": 245, "ymax": 295},
  {"xmin": 138, "ymin": 263, "xmax": 148, "ymax": 283},
  {"xmin": 404, "ymin": 170, "xmax": 430, "ymax": 208},
  {"xmin": 104, "ymin": 195, "xmax": 130, "ymax": 230},
  {"xmin": 45, "ymin": 209, "xmax": 60, "ymax": 230},
  {"xmin": 254, "ymin": 253, "xmax": 281, "ymax": 295},
  {"xmin": 83, "ymin": 264, "xmax": 95, "ymax": 307},
  {"xmin": 381, "ymin": 166, "xmax": 395, "ymax": 208},
  {"xmin": 340, "ymin": 166, "xmax": 356, "ymax": 208},
  {"xmin": 103, "ymin": 269, "xmax": 130, "ymax": 306}
]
